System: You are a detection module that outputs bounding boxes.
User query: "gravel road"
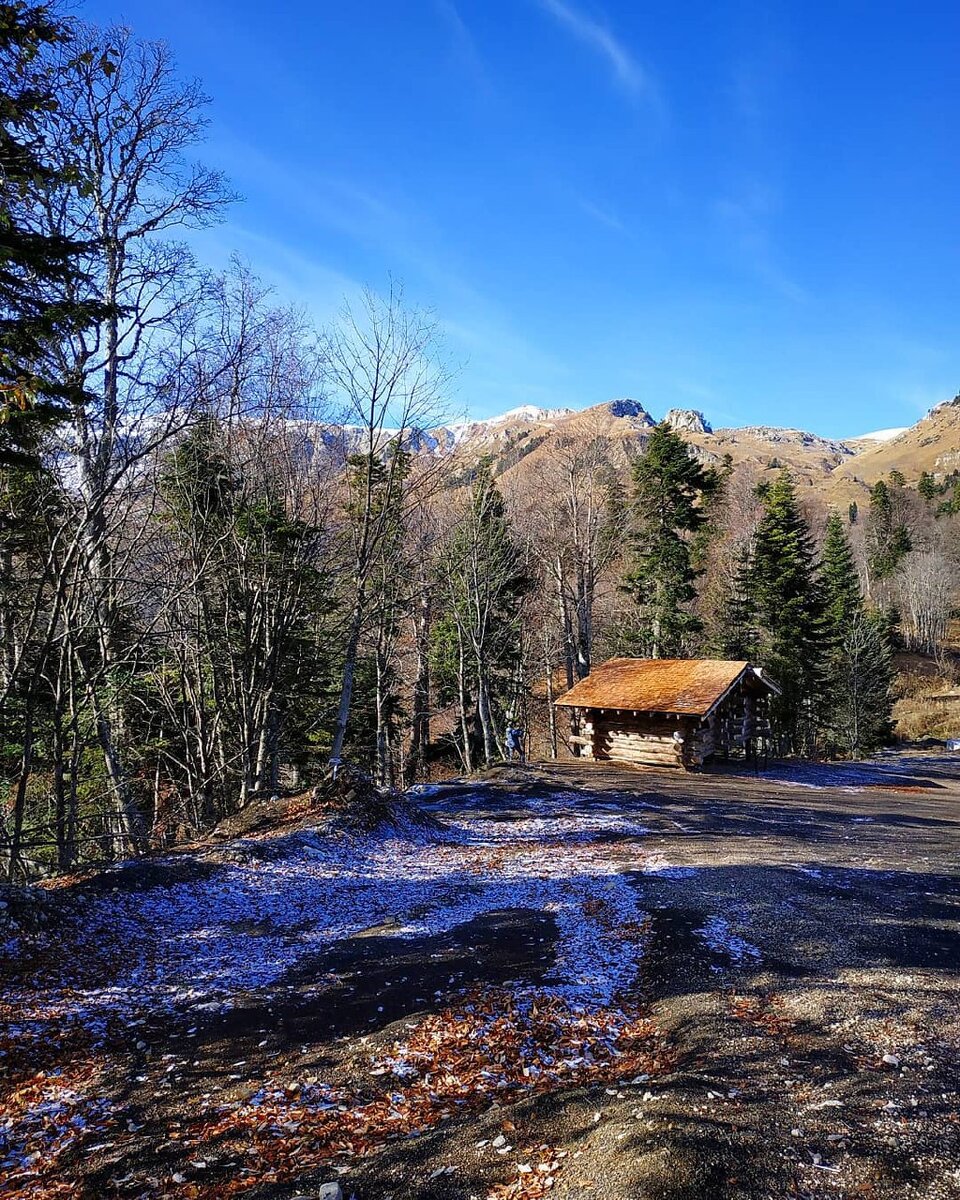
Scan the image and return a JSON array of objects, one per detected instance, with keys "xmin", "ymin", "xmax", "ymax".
[{"xmin": 2, "ymin": 752, "xmax": 958, "ymax": 1199}]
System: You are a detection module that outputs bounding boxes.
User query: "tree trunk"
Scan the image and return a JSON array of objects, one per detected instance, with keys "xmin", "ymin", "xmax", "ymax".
[
  {"xmin": 330, "ymin": 595, "xmax": 365, "ymax": 764},
  {"xmin": 555, "ymin": 556, "xmax": 575, "ymax": 690},
  {"xmin": 5, "ymin": 703, "xmax": 34, "ymax": 882},
  {"xmin": 375, "ymin": 652, "xmax": 390, "ymax": 788},
  {"xmin": 545, "ymin": 659, "xmax": 558, "ymax": 760},
  {"xmin": 457, "ymin": 635, "xmax": 473, "ymax": 774},
  {"xmin": 477, "ymin": 671, "xmax": 497, "ymax": 765},
  {"xmin": 51, "ymin": 690, "xmax": 68, "ymax": 871},
  {"xmin": 90, "ymin": 688, "xmax": 145, "ymax": 854},
  {"xmin": 404, "ymin": 587, "xmax": 432, "ymax": 786}
]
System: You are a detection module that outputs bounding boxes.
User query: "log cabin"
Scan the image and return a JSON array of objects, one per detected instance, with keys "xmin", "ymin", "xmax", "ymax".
[{"xmin": 555, "ymin": 657, "xmax": 779, "ymax": 769}]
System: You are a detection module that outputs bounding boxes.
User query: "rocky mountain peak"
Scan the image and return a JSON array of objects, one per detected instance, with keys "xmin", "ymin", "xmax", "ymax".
[
  {"xmin": 607, "ymin": 398, "xmax": 655, "ymax": 424},
  {"xmin": 665, "ymin": 408, "xmax": 712, "ymax": 434}
]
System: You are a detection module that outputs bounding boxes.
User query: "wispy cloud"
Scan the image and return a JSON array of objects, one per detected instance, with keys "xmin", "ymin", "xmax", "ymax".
[
  {"xmin": 433, "ymin": 0, "xmax": 493, "ymax": 94},
  {"xmin": 577, "ymin": 197, "xmax": 627, "ymax": 234},
  {"xmin": 191, "ymin": 223, "xmax": 366, "ymax": 319},
  {"xmin": 715, "ymin": 182, "xmax": 807, "ymax": 304},
  {"xmin": 536, "ymin": 0, "xmax": 648, "ymax": 95},
  {"xmin": 202, "ymin": 133, "xmax": 574, "ymax": 419}
]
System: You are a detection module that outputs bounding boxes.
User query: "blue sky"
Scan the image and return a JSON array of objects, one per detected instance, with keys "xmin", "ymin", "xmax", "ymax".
[{"xmin": 81, "ymin": 0, "xmax": 959, "ymax": 435}]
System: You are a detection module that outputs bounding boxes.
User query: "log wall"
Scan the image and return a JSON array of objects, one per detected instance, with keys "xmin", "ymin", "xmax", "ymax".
[{"xmin": 564, "ymin": 677, "xmax": 774, "ymax": 769}]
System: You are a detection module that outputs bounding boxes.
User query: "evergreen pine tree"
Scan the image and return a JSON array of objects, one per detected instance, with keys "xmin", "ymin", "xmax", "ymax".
[
  {"xmin": 0, "ymin": 3, "xmax": 107, "ymax": 467},
  {"xmin": 714, "ymin": 543, "xmax": 759, "ymax": 660},
  {"xmin": 866, "ymin": 479, "xmax": 911, "ymax": 580},
  {"xmin": 938, "ymin": 479, "xmax": 960, "ymax": 517},
  {"xmin": 622, "ymin": 422, "xmax": 717, "ymax": 658},
  {"xmin": 821, "ymin": 510, "xmax": 861, "ymax": 637},
  {"xmin": 917, "ymin": 471, "xmax": 938, "ymax": 502},
  {"xmin": 820, "ymin": 510, "xmax": 893, "ymax": 756},
  {"xmin": 747, "ymin": 471, "xmax": 825, "ymax": 754}
]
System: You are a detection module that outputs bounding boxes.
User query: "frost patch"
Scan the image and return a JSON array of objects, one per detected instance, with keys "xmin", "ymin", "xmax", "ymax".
[
  {"xmin": 696, "ymin": 916, "xmax": 762, "ymax": 967},
  {"xmin": 1, "ymin": 799, "xmax": 656, "ymax": 1045},
  {"xmin": 643, "ymin": 863, "xmax": 699, "ymax": 880}
]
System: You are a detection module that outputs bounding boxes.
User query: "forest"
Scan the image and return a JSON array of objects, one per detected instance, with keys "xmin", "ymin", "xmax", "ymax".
[{"xmin": 2, "ymin": 5, "xmax": 959, "ymax": 881}]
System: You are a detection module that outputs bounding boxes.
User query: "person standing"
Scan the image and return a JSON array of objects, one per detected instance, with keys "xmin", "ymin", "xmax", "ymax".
[{"xmin": 505, "ymin": 723, "xmax": 526, "ymax": 763}]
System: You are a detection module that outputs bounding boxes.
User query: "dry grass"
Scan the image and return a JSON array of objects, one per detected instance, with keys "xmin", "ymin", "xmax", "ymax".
[{"xmin": 892, "ymin": 652, "xmax": 960, "ymax": 741}]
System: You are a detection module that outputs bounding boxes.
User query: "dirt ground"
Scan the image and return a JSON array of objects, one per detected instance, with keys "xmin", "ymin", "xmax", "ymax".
[{"xmin": 2, "ymin": 751, "xmax": 959, "ymax": 1200}]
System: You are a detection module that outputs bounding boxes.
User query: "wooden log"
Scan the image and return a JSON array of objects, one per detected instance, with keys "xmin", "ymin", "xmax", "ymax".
[
  {"xmin": 607, "ymin": 747, "xmax": 683, "ymax": 765},
  {"xmin": 606, "ymin": 741, "xmax": 681, "ymax": 753}
]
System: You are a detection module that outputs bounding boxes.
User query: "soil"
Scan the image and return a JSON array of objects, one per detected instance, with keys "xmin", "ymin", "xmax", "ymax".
[{"xmin": 2, "ymin": 751, "xmax": 959, "ymax": 1200}]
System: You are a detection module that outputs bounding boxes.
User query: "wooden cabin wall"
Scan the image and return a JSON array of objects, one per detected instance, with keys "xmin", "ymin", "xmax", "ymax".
[
  {"xmin": 563, "ymin": 679, "xmax": 775, "ymax": 769},
  {"xmin": 711, "ymin": 682, "xmax": 773, "ymax": 756},
  {"xmin": 588, "ymin": 712, "xmax": 700, "ymax": 768}
]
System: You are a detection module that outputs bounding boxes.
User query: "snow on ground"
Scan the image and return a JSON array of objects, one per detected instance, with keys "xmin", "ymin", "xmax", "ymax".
[
  {"xmin": 1, "ymin": 794, "xmax": 655, "ymax": 1054},
  {"xmin": 695, "ymin": 915, "xmax": 762, "ymax": 967},
  {"xmin": 762, "ymin": 754, "xmax": 960, "ymax": 791},
  {"xmin": 853, "ymin": 427, "xmax": 909, "ymax": 442}
]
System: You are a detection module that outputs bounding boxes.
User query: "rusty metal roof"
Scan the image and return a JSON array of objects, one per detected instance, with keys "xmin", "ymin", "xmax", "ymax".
[{"xmin": 554, "ymin": 658, "xmax": 773, "ymax": 716}]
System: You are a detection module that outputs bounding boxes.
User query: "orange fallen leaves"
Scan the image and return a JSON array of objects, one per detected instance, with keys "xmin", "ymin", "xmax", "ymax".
[
  {"xmin": 728, "ymin": 993, "xmax": 797, "ymax": 1038},
  {"xmin": 0, "ymin": 1057, "xmax": 114, "ymax": 1200},
  {"xmin": 487, "ymin": 1146, "xmax": 566, "ymax": 1198},
  {"xmin": 181, "ymin": 987, "xmax": 676, "ymax": 1197}
]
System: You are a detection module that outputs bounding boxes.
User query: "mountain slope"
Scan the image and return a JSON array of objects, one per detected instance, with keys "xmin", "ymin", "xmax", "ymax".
[
  {"xmin": 434, "ymin": 396, "xmax": 959, "ymax": 506},
  {"xmin": 835, "ymin": 397, "xmax": 960, "ymax": 485},
  {"xmin": 440, "ymin": 398, "xmax": 864, "ymax": 498}
]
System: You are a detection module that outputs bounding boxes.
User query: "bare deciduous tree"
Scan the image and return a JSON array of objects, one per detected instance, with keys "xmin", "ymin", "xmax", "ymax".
[
  {"xmin": 894, "ymin": 548, "xmax": 955, "ymax": 657},
  {"xmin": 323, "ymin": 285, "xmax": 450, "ymax": 767}
]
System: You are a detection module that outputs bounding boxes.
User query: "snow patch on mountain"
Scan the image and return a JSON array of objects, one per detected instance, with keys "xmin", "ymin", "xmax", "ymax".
[
  {"xmin": 855, "ymin": 427, "xmax": 909, "ymax": 443},
  {"xmin": 487, "ymin": 405, "xmax": 575, "ymax": 424}
]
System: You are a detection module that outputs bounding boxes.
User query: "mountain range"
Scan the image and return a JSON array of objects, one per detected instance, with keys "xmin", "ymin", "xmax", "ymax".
[{"xmin": 414, "ymin": 395, "xmax": 960, "ymax": 503}]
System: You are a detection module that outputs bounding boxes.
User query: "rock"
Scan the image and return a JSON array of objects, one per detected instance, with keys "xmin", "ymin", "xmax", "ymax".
[
  {"xmin": 665, "ymin": 408, "xmax": 713, "ymax": 434},
  {"xmin": 607, "ymin": 397, "xmax": 655, "ymax": 424},
  {"xmin": 190, "ymin": 1000, "xmax": 222, "ymax": 1013},
  {"xmin": 882, "ymin": 1053, "xmax": 901, "ymax": 1068},
  {"xmin": 314, "ymin": 1186, "xmax": 343, "ymax": 1200}
]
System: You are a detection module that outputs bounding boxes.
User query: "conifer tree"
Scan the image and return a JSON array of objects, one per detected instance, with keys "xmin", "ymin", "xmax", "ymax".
[
  {"xmin": 622, "ymin": 422, "xmax": 717, "ymax": 658},
  {"xmin": 714, "ymin": 544, "xmax": 759, "ymax": 660},
  {"xmin": 745, "ymin": 471, "xmax": 825, "ymax": 754},
  {"xmin": 0, "ymin": 2, "xmax": 107, "ymax": 467},
  {"xmin": 866, "ymin": 479, "xmax": 912, "ymax": 581},
  {"xmin": 820, "ymin": 510, "xmax": 893, "ymax": 756},
  {"xmin": 918, "ymin": 471, "xmax": 938, "ymax": 502},
  {"xmin": 821, "ymin": 510, "xmax": 861, "ymax": 636}
]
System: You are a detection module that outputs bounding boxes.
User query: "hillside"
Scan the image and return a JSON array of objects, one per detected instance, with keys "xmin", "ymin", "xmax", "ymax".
[
  {"xmin": 835, "ymin": 396, "xmax": 960, "ymax": 486},
  {"xmin": 421, "ymin": 399, "xmax": 871, "ymax": 495},
  {"xmin": 404, "ymin": 395, "xmax": 958, "ymax": 508}
]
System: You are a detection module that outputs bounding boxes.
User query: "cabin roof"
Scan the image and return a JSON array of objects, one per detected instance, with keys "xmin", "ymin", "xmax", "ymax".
[{"xmin": 554, "ymin": 657, "xmax": 777, "ymax": 717}]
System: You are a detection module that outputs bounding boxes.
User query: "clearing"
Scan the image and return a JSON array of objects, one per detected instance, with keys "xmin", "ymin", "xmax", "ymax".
[{"xmin": 2, "ymin": 752, "xmax": 960, "ymax": 1199}]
